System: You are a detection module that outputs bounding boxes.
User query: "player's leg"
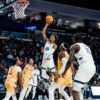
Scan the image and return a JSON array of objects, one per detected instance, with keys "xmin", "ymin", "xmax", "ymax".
[
  {"xmin": 19, "ymin": 88, "xmax": 27, "ymax": 100},
  {"xmin": 73, "ymin": 90, "xmax": 80, "ymax": 100},
  {"xmin": 68, "ymin": 86, "xmax": 73, "ymax": 100},
  {"xmin": 59, "ymin": 86, "xmax": 70, "ymax": 100},
  {"xmin": 78, "ymin": 90, "xmax": 83, "ymax": 100},
  {"xmin": 41, "ymin": 61, "xmax": 49, "ymax": 79},
  {"xmin": 41, "ymin": 68, "xmax": 49, "ymax": 79},
  {"xmin": 66, "ymin": 76, "xmax": 73, "ymax": 100},
  {"xmin": 12, "ymin": 94, "xmax": 17, "ymax": 100},
  {"xmin": 73, "ymin": 63, "xmax": 96, "ymax": 100},
  {"xmin": 3, "ymin": 81, "xmax": 15, "ymax": 100},
  {"xmin": 73, "ymin": 68, "xmax": 86, "ymax": 100},
  {"xmin": 25, "ymin": 85, "xmax": 32, "ymax": 99},
  {"xmin": 73, "ymin": 87, "xmax": 84, "ymax": 100},
  {"xmin": 2, "ymin": 92, "xmax": 13, "ymax": 100},
  {"xmin": 48, "ymin": 59, "xmax": 56, "ymax": 82},
  {"xmin": 32, "ymin": 86, "xmax": 37, "ymax": 99},
  {"xmin": 48, "ymin": 82, "xmax": 58, "ymax": 100}
]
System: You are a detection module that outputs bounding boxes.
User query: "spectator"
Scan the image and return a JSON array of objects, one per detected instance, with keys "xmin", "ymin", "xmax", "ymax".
[{"xmin": 7, "ymin": 52, "xmax": 14, "ymax": 60}]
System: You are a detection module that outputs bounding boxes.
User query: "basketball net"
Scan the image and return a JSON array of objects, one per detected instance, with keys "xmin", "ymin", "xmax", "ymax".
[{"xmin": 12, "ymin": 0, "xmax": 29, "ymax": 19}]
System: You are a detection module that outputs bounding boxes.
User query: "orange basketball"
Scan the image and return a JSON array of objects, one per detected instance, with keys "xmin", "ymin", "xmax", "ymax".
[{"xmin": 46, "ymin": 15, "xmax": 54, "ymax": 24}]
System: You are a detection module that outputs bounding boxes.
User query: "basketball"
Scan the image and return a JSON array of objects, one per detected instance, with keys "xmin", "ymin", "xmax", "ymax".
[{"xmin": 46, "ymin": 15, "xmax": 54, "ymax": 24}]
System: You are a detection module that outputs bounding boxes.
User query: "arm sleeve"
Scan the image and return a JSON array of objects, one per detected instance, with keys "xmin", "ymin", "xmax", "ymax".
[{"xmin": 58, "ymin": 57, "xmax": 68, "ymax": 75}]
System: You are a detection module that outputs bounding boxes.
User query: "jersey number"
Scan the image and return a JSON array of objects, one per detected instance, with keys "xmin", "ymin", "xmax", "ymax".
[{"xmin": 45, "ymin": 47, "xmax": 49, "ymax": 51}]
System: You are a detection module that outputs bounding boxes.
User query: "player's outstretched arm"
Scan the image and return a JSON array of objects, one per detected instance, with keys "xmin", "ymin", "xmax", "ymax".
[
  {"xmin": 41, "ymin": 23, "xmax": 49, "ymax": 42},
  {"xmin": 62, "ymin": 44, "xmax": 80, "ymax": 76}
]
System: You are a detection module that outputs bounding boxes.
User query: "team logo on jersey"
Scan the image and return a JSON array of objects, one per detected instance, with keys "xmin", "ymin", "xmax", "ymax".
[{"xmin": 45, "ymin": 47, "xmax": 49, "ymax": 51}]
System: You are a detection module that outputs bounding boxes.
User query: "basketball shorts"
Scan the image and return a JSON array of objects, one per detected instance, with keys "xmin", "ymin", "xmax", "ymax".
[
  {"xmin": 22, "ymin": 78, "xmax": 30, "ymax": 88},
  {"xmin": 5, "ymin": 80, "xmax": 16, "ymax": 93},
  {"xmin": 41, "ymin": 59, "xmax": 56, "ymax": 79},
  {"xmin": 73, "ymin": 62, "xmax": 96, "ymax": 92},
  {"xmin": 56, "ymin": 73, "xmax": 72, "ymax": 87}
]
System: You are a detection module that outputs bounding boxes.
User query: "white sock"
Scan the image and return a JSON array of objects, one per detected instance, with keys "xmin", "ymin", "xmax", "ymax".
[
  {"xmin": 2, "ymin": 92, "xmax": 13, "ymax": 100},
  {"xmin": 12, "ymin": 94, "xmax": 17, "ymax": 100},
  {"xmin": 25, "ymin": 85, "xmax": 32, "ymax": 99},
  {"xmin": 32, "ymin": 87, "xmax": 36, "ymax": 99},
  {"xmin": 70, "ymin": 95, "xmax": 73, "ymax": 100},
  {"xmin": 49, "ymin": 82, "xmax": 58, "ymax": 100},
  {"xmin": 59, "ymin": 88, "xmax": 70, "ymax": 100},
  {"xmin": 19, "ymin": 88, "xmax": 27, "ymax": 100},
  {"xmin": 41, "ymin": 69, "xmax": 49, "ymax": 79}
]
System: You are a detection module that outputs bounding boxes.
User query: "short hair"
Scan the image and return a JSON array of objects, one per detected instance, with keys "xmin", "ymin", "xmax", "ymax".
[
  {"xmin": 12, "ymin": 58, "xmax": 18, "ymax": 65},
  {"xmin": 51, "ymin": 32, "xmax": 58, "ymax": 41}
]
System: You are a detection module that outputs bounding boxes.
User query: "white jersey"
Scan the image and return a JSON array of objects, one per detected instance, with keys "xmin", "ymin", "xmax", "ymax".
[
  {"xmin": 74, "ymin": 43, "xmax": 94, "ymax": 65},
  {"xmin": 30, "ymin": 69, "xmax": 40, "ymax": 86},
  {"xmin": 43, "ymin": 41, "xmax": 55, "ymax": 59}
]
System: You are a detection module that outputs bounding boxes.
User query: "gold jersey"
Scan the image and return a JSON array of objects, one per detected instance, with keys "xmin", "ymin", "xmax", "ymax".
[
  {"xmin": 57, "ymin": 51, "xmax": 73, "ymax": 87},
  {"xmin": 7, "ymin": 65, "xmax": 18, "ymax": 83},
  {"xmin": 57, "ymin": 51, "xmax": 72, "ymax": 75},
  {"xmin": 22, "ymin": 64, "xmax": 34, "ymax": 88}
]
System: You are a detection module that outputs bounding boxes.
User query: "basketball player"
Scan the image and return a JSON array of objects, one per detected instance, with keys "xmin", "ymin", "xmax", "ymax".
[
  {"xmin": 19, "ymin": 58, "xmax": 34, "ymax": 100},
  {"xmin": 62, "ymin": 34, "xmax": 96, "ymax": 100},
  {"xmin": 49, "ymin": 43, "xmax": 74, "ymax": 100},
  {"xmin": 25, "ymin": 64, "xmax": 40, "ymax": 99},
  {"xmin": 41, "ymin": 23, "xmax": 57, "ymax": 80},
  {"xmin": 3, "ymin": 57, "xmax": 22, "ymax": 100}
]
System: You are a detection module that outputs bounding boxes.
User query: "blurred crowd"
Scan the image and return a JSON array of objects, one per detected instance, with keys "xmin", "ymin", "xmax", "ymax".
[
  {"xmin": 0, "ymin": 39, "xmax": 43, "ymax": 69},
  {"xmin": 0, "ymin": 32, "xmax": 100, "ymax": 69}
]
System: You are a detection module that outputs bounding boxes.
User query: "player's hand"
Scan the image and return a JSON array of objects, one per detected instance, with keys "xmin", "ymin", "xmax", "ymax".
[{"xmin": 46, "ymin": 23, "xmax": 49, "ymax": 26}]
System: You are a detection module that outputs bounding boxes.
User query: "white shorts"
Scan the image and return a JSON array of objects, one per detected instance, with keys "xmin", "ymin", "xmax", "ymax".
[
  {"xmin": 41, "ymin": 58, "xmax": 56, "ymax": 79},
  {"xmin": 73, "ymin": 62, "xmax": 96, "ymax": 92},
  {"xmin": 41, "ymin": 58, "xmax": 56, "ymax": 71}
]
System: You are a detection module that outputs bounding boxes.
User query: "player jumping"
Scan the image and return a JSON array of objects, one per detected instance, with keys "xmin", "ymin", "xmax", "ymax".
[{"xmin": 41, "ymin": 23, "xmax": 57, "ymax": 80}]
